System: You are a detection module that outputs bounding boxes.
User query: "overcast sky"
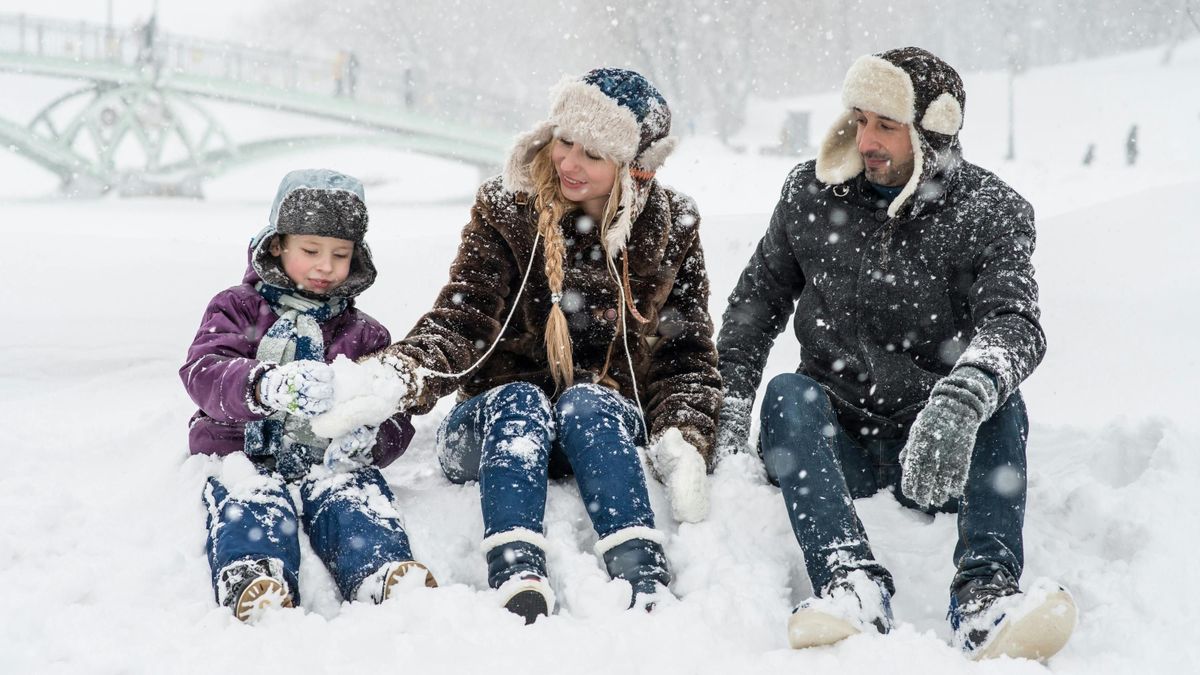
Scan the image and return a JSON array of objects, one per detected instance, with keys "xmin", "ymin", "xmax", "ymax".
[{"xmin": 2, "ymin": 0, "xmax": 258, "ymax": 41}]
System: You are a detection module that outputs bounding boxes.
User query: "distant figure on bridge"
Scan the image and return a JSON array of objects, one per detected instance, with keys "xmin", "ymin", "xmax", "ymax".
[
  {"xmin": 180, "ymin": 169, "xmax": 436, "ymax": 622},
  {"xmin": 345, "ymin": 51, "xmax": 359, "ymax": 98},
  {"xmin": 333, "ymin": 50, "xmax": 359, "ymax": 98},
  {"xmin": 135, "ymin": 13, "xmax": 157, "ymax": 66},
  {"xmin": 333, "ymin": 51, "xmax": 347, "ymax": 96}
]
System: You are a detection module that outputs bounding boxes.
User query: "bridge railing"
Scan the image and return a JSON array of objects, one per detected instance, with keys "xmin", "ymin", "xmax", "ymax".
[{"xmin": 0, "ymin": 12, "xmax": 527, "ymax": 132}]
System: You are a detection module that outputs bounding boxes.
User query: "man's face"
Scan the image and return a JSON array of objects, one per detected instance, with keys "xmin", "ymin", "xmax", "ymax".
[{"xmin": 854, "ymin": 108, "xmax": 915, "ymax": 187}]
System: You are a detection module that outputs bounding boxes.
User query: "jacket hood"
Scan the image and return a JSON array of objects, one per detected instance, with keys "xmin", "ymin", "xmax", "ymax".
[{"xmin": 249, "ymin": 169, "xmax": 377, "ymax": 298}]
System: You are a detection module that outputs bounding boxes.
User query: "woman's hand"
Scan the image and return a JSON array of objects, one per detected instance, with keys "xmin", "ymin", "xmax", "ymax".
[
  {"xmin": 648, "ymin": 427, "xmax": 711, "ymax": 523},
  {"xmin": 309, "ymin": 354, "xmax": 422, "ymax": 438}
]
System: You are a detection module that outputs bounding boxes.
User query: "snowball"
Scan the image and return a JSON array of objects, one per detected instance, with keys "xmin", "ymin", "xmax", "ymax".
[{"xmin": 309, "ymin": 355, "xmax": 405, "ymax": 438}]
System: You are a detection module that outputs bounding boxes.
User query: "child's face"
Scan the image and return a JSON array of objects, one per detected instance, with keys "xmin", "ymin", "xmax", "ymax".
[{"xmin": 269, "ymin": 234, "xmax": 354, "ymax": 294}]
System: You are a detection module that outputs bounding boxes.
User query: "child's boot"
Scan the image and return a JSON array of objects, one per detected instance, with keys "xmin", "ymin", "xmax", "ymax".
[
  {"xmin": 216, "ymin": 557, "xmax": 294, "ymax": 623},
  {"xmin": 356, "ymin": 560, "xmax": 438, "ymax": 604}
]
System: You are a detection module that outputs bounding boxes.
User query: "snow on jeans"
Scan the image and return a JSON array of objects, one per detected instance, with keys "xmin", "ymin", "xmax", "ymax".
[
  {"xmin": 437, "ymin": 381, "xmax": 655, "ymax": 556},
  {"xmin": 759, "ymin": 372, "xmax": 1028, "ymax": 598},
  {"xmin": 203, "ymin": 464, "xmax": 415, "ymax": 604}
]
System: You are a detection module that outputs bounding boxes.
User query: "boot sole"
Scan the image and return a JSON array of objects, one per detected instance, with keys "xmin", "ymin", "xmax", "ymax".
[
  {"xmin": 788, "ymin": 608, "xmax": 861, "ymax": 649},
  {"xmin": 381, "ymin": 561, "xmax": 438, "ymax": 602},
  {"xmin": 234, "ymin": 577, "xmax": 293, "ymax": 623},
  {"xmin": 974, "ymin": 590, "xmax": 1077, "ymax": 661},
  {"xmin": 504, "ymin": 589, "xmax": 550, "ymax": 625}
]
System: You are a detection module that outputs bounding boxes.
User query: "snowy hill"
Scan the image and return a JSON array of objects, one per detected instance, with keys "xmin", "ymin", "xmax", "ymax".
[{"xmin": 2, "ymin": 40, "xmax": 1198, "ymax": 674}]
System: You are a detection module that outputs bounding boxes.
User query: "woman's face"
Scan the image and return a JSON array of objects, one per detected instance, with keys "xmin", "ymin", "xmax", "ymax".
[{"xmin": 551, "ymin": 136, "xmax": 617, "ymax": 217}]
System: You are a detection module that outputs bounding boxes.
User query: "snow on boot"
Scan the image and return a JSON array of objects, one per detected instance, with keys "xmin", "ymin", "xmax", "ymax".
[
  {"xmin": 483, "ymin": 528, "xmax": 553, "ymax": 624},
  {"xmin": 950, "ymin": 573, "xmax": 1077, "ymax": 661},
  {"xmin": 356, "ymin": 560, "xmax": 438, "ymax": 604},
  {"xmin": 496, "ymin": 572, "xmax": 556, "ymax": 625},
  {"xmin": 216, "ymin": 557, "xmax": 294, "ymax": 623},
  {"xmin": 788, "ymin": 569, "xmax": 893, "ymax": 649},
  {"xmin": 596, "ymin": 527, "xmax": 673, "ymax": 612}
]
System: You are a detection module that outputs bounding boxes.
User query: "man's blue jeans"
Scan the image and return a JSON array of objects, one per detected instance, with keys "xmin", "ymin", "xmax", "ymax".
[
  {"xmin": 437, "ymin": 381, "xmax": 655, "ymax": 541},
  {"xmin": 759, "ymin": 372, "xmax": 1028, "ymax": 597},
  {"xmin": 203, "ymin": 464, "xmax": 415, "ymax": 604}
]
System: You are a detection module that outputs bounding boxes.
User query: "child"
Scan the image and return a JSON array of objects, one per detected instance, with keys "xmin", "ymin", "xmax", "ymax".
[{"xmin": 180, "ymin": 169, "xmax": 435, "ymax": 623}]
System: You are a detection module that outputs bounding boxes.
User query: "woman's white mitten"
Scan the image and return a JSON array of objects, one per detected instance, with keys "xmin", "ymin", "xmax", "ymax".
[{"xmin": 649, "ymin": 428, "xmax": 710, "ymax": 523}]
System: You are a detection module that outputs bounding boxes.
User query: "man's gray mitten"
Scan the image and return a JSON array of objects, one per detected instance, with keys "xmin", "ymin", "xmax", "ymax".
[
  {"xmin": 715, "ymin": 396, "xmax": 754, "ymax": 456},
  {"xmin": 900, "ymin": 366, "xmax": 999, "ymax": 509}
]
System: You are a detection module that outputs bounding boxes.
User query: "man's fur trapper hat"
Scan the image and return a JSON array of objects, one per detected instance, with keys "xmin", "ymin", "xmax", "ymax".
[
  {"xmin": 503, "ymin": 68, "xmax": 677, "ymax": 257},
  {"xmin": 816, "ymin": 47, "xmax": 967, "ymax": 218}
]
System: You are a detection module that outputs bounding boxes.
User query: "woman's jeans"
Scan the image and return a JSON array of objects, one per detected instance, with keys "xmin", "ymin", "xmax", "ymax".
[
  {"xmin": 759, "ymin": 372, "xmax": 1028, "ymax": 598},
  {"xmin": 437, "ymin": 381, "xmax": 655, "ymax": 542},
  {"xmin": 203, "ymin": 464, "xmax": 415, "ymax": 604}
]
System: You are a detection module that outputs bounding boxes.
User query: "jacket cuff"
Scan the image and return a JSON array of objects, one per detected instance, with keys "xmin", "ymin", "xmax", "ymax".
[
  {"xmin": 245, "ymin": 362, "xmax": 276, "ymax": 418},
  {"xmin": 937, "ymin": 365, "xmax": 1000, "ymax": 421}
]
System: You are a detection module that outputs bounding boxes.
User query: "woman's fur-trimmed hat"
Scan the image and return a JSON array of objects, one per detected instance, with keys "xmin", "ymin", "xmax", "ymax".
[
  {"xmin": 503, "ymin": 68, "xmax": 678, "ymax": 257},
  {"xmin": 816, "ymin": 47, "xmax": 967, "ymax": 218}
]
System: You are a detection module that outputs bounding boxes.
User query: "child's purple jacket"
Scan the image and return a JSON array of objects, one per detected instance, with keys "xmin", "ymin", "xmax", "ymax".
[{"xmin": 180, "ymin": 262, "xmax": 414, "ymax": 468}]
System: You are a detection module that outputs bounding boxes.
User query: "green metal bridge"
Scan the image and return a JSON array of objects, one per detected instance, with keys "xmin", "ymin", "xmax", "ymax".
[{"xmin": 0, "ymin": 13, "xmax": 515, "ymax": 196}]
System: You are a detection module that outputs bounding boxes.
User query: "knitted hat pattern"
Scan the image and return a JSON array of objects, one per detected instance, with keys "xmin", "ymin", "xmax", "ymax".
[
  {"xmin": 816, "ymin": 47, "xmax": 967, "ymax": 218},
  {"xmin": 503, "ymin": 68, "xmax": 678, "ymax": 257}
]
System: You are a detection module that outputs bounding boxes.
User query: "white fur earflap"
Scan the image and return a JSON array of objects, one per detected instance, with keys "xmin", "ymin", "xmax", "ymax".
[
  {"xmin": 841, "ymin": 55, "xmax": 915, "ymax": 124},
  {"xmin": 604, "ymin": 165, "xmax": 636, "ymax": 258},
  {"xmin": 502, "ymin": 121, "xmax": 555, "ymax": 194},
  {"xmin": 815, "ymin": 111, "xmax": 862, "ymax": 185},
  {"xmin": 920, "ymin": 92, "xmax": 963, "ymax": 136},
  {"xmin": 636, "ymin": 135, "xmax": 678, "ymax": 172},
  {"xmin": 888, "ymin": 124, "xmax": 926, "ymax": 218}
]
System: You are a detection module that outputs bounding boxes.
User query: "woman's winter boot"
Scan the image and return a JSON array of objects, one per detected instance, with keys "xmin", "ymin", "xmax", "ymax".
[
  {"xmin": 482, "ymin": 528, "xmax": 555, "ymax": 624},
  {"xmin": 596, "ymin": 527, "xmax": 672, "ymax": 611}
]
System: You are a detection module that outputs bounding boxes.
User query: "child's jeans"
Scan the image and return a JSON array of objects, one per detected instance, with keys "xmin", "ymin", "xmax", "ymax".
[
  {"xmin": 203, "ymin": 463, "xmax": 415, "ymax": 604},
  {"xmin": 437, "ymin": 381, "xmax": 655, "ymax": 541}
]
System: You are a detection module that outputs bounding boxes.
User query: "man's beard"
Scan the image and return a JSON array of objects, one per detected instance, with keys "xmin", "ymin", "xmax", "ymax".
[{"xmin": 863, "ymin": 152, "xmax": 915, "ymax": 187}]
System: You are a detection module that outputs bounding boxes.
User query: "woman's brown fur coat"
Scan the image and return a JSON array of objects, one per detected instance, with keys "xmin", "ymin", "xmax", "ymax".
[{"xmin": 379, "ymin": 176, "xmax": 723, "ymax": 465}]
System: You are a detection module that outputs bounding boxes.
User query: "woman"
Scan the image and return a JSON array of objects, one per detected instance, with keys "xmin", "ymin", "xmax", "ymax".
[{"xmin": 373, "ymin": 68, "xmax": 721, "ymax": 623}]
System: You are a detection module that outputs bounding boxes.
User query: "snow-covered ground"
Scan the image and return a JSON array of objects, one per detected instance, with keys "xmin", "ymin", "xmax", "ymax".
[{"xmin": 2, "ymin": 40, "xmax": 1198, "ymax": 675}]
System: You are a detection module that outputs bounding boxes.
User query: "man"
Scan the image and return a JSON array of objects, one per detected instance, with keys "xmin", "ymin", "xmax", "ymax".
[{"xmin": 716, "ymin": 47, "xmax": 1076, "ymax": 661}]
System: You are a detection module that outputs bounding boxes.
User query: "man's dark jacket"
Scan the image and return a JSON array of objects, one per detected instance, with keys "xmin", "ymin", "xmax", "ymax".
[{"xmin": 717, "ymin": 158, "xmax": 1045, "ymax": 443}]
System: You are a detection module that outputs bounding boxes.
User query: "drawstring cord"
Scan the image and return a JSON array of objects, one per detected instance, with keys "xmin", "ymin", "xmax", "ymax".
[
  {"xmin": 606, "ymin": 253, "xmax": 649, "ymax": 440},
  {"xmin": 416, "ymin": 222, "xmax": 649, "ymax": 443},
  {"xmin": 417, "ymin": 230, "xmax": 543, "ymax": 380}
]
